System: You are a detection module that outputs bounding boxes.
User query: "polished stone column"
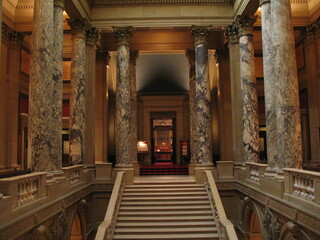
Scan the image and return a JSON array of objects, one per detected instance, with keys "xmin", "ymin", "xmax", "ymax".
[
  {"xmin": 226, "ymin": 24, "xmax": 244, "ymax": 164},
  {"xmin": 271, "ymin": 0, "xmax": 302, "ymax": 171},
  {"xmin": 260, "ymin": 0, "xmax": 277, "ymax": 175},
  {"xmin": 0, "ymin": 0, "xmax": 2, "ymax": 59},
  {"xmin": 191, "ymin": 26, "xmax": 213, "ymax": 166},
  {"xmin": 52, "ymin": 0, "xmax": 65, "ymax": 170},
  {"xmin": 67, "ymin": 18, "xmax": 88, "ymax": 164},
  {"xmin": 29, "ymin": 0, "xmax": 56, "ymax": 171},
  {"xmin": 236, "ymin": 16, "xmax": 260, "ymax": 163},
  {"xmin": 85, "ymin": 27, "xmax": 98, "ymax": 167},
  {"xmin": 129, "ymin": 50, "xmax": 139, "ymax": 175},
  {"xmin": 186, "ymin": 50, "xmax": 197, "ymax": 173},
  {"xmin": 113, "ymin": 26, "xmax": 133, "ymax": 167}
]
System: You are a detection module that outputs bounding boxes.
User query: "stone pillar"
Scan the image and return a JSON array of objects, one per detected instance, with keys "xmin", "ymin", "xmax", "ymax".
[
  {"xmin": 0, "ymin": 0, "xmax": 2, "ymax": 59},
  {"xmin": 271, "ymin": 0, "xmax": 302, "ymax": 171},
  {"xmin": 51, "ymin": 0, "xmax": 65, "ymax": 170},
  {"xmin": 7, "ymin": 30, "xmax": 23, "ymax": 169},
  {"xmin": 28, "ymin": 0, "xmax": 56, "ymax": 171},
  {"xmin": 191, "ymin": 26, "xmax": 214, "ymax": 183},
  {"xmin": 67, "ymin": 18, "xmax": 88, "ymax": 165},
  {"xmin": 226, "ymin": 24, "xmax": 244, "ymax": 164},
  {"xmin": 95, "ymin": 51, "xmax": 111, "ymax": 163},
  {"xmin": 236, "ymin": 15, "xmax": 260, "ymax": 163},
  {"xmin": 260, "ymin": 0, "xmax": 277, "ymax": 175},
  {"xmin": 186, "ymin": 50, "xmax": 197, "ymax": 174},
  {"xmin": 85, "ymin": 26, "xmax": 98, "ymax": 167},
  {"xmin": 113, "ymin": 26, "xmax": 134, "ymax": 184},
  {"xmin": 129, "ymin": 50, "xmax": 139, "ymax": 175},
  {"xmin": 303, "ymin": 22, "xmax": 319, "ymax": 168}
]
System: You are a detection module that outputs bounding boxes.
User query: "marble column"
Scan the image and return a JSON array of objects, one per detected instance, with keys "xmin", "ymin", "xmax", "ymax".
[
  {"xmin": 85, "ymin": 27, "xmax": 98, "ymax": 167},
  {"xmin": 129, "ymin": 50, "xmax": 139, "ymax": 175},
  {"xmin": 260, "ymin": 0, "xmax": 277, "ymax": 175},
  {"xmin": 226, "ymin": 24, "xmax": 244, "ymax": 164},
  {"xmin": 29, "ymin": 0, "xmax": 56, "ymax": 171},
  {"xmin": 67, "ymin": 18, "xmax": 88, "ymax": 165},
  {"xmin": 186, "ymin": 50, "xmax": 197, "ymax": 173},
  {"xmin": 113, "ymin": 26, "xmax": 133, "ymax": 167},
  {"xmin": 52, "ymin": 0, "xmax": 65, "ymax": 170},
  {"xmin": 0, "ymin": 0, "xmax": 2, "ymax": 59},
  {"xmin": 271, "ymin": 0, "xmax": 302, "ymax": 171},
  {"xmin": 191, "ymin": 26, "xmax": 213, "ymax": 166},
  {"xmin": 236, "ymin": 15, "xmax": 260, "ymax": 163}
]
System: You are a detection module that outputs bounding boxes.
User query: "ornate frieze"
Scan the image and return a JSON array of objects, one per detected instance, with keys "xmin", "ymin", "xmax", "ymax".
[
  {"xmin": 113, "ymin": 26, "xmax": 134, "ymax": 45},
  {"xmin": 235, "ymin": 15, "xmax": 257, "ymax": 36},
  {"xmin": 191, "ymin": 26, "xmax": 212, "ymax": 45},
  {"xmin": 90, "ymin": 0, "xmax": 233, "ymax": 6}
]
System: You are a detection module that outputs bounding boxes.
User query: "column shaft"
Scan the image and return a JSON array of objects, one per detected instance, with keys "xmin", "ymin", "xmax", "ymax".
[
  {"xmin": 271, "ymin": 0, "xmax": 302, "ymax": 169},
  {"xmin": 29, "ymin": 0, "xmax": 55, "ymax": 171},
  {"xmin": 236, "ymin": 16, "xmax": 260, "ymax": 163},
  {"xmin": 52, "ymin": 0, "xmax": 65, "ymax": 169},
  {"xmin": 260, "ymin": 0, "xmax": 277, "ymax": 170},
  {"xmin": 114, "ymin": 27, "xmax": 133, "ymax": 166},
  {"xmin": 67, "ymin": 19, "xmax": 88, "ymax": 164},
  {"xmin": 191, "ymin": 26, "xmax": 213, "ymax": 165}
]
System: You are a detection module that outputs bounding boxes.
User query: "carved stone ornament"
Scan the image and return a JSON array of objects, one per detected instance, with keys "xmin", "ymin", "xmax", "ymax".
[
  {"xmin": 263, "ymin": 206, "xmax": 283, "ymax": 240},
  {"xmin": 130, "ymin": 50, "xmax": 139, "ymax": 65},
  {"xmin": 86, "ymin": 27, "xmax": 99, "ymax": 46},
  {"xmin": 113, "ymin": 26, "xmax": 134, "ymax": 45},
  {"xmin": 54, "ymin": 0, "xmax": 65, "ymax": 8},
  {"xmin": 235, "ymin": 15, "xmax": 257, "ymax": 37},
  {"xmin": 49, "ymin": 209, "xmax": 68, "ymax": 240},
  {"xmin": 226, "ymin": 24, "xmax": 239, "ymax": 44},
  {"xmin": 67, "ymin": 18, "xmax": 89, "ymax": 38},
  {"xmin": 191, "ymin": 26, "xmax": 212, "ymax": 45},
  {"xmin": 186, "ymin": 49, "xmax": 195, "ymax": 65}
]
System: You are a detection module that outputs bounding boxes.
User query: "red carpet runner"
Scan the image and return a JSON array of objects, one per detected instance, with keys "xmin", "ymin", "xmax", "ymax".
[{"xmin": 140, "ymin": 163, "xmax": 189, "ymax": 175}]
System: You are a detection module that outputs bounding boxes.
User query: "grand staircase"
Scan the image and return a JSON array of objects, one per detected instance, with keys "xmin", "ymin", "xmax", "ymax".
[{"xmin": 112, "ymin": 178, "xmax": 219, "ymax": 240}]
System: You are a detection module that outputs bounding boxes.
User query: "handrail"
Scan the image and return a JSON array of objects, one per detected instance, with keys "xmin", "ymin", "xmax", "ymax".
[
  {"xmin": 204, "ymin": 170, "xmax": 238, "ymax": 240},
  {"xmin": 95, "ymin": 171, "xmax": 126, "ymax": 240}
]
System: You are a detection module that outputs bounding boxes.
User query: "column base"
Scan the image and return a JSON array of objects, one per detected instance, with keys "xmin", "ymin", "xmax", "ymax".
[
  {"xmin": 195, "ymin": 164, "xmax": 216, "ymax": 184},
  {"xmin": 188, "ymin": 162, "xmax": 197, "ymax": 175},
  {"xmin": 113, "ymin": 165, "xmax": 134, "ymax": 185},
  {"xmin": 132, "ymin": 161, "xmax": 140, "ymax": 176}
]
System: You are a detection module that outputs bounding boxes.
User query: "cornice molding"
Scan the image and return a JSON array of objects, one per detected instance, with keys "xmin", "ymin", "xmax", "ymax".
[{"xmin": 90, "ymin": 0, "xmax": 233, "ymax": 6}]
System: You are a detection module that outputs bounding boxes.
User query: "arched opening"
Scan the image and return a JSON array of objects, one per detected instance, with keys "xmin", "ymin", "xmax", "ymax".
[
  {"xmin": 249, "ymin": 210, "xmax": 262, "ymax": 240},
  {"xmin": 70, "ymin": 214, "xmax": 83, "ymax": 240}
]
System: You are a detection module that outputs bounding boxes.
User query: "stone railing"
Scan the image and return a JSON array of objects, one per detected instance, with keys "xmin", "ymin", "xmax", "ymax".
[
  {"xmin": 204, "ymin": 170, "xmax": 238, "ymax": 240},
  {"xmin": 284, "ymin": 168, "xmax": 320, "ymax": 207},
  {"xmin": 246, "ymin": 163, "xmax": 268, "ymax": 184},
  {"xmin": 0, "ymin": 172, "xmax": 47, "ymax": 209},
  {"xmin": 95, "ymin": 171, "xmax": 126, "ymax": 240},
  {"xmin": 62, "ymin": 165, "xmax": 83, "ymax": 186}
]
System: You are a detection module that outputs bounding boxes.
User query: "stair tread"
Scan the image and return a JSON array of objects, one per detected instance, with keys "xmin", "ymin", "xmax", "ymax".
[
  {"xmin": 124, "ymin": 187, "xmax": 205, "ymax": 192},
  {"xmin": 113, "ymin": 233, "xmax": 219, "ymax": 239},
  {"xmin": 121, "ymin": 200, "xmax": 210, "ymax": 205},
  {"xmin": 123, "ymin": 191, "xmax": 207, "ymax": 196},
  {"xmin": 118, "ymin": 210, "xmax": 213, "ymax": 216},
  {"xmin": 122, "ymin": 196, "xmax": 208, "ymax": 201},
  {"xmin": 117, "ymin": 216, "xmax": 214, "ymax": 221},
  {"xmin": 120, "ymin": 205, "xmax": 211, "ymax": 210},
  {"xmin": 114, "ymin": 227, "xmax": 217, "ymax": 233},
  {"xmin": 126, "ymin": 184, "xmax": 203, "ymax": 188},
  {"xmin": 116, "ymin": 221, "xmax": 215, "ymax": 227}
]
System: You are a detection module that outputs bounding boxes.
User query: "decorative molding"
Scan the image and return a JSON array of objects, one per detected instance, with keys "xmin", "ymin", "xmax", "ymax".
[
  {"xmin": 113, "ymin": 26, "xmax": 134, "ymax": 45},
  {"xmin": 263, "ymin": 206, "xmax": 283, "ymax": 240},
  {"xmin": 50, "ymin": 209, "xmax": 68, "ymax": 240},
  {"xmin": 90, "ymin": 0, "xmax": 233, "ymax": 6},
  {"xmin": 86, "ymin": 26, "xmax": 99, "ymax": 46},
  {"xmin": 235, "ymin": 15, "xmax": 257, "ymax": 36},
  {"xmin": 191, "ymin": 25, "xmax": 212, "ymax": 45}
]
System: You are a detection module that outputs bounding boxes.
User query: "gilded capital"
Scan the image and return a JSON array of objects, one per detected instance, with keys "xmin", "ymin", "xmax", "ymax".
[
  {"xmin": 191, "ymin": 26, "xmax": 212, "ymax": 45},
  {"xmin": 67, "ymin": 18, "xmax": 89, "ymax": 38},
  {"xmin": 259, "ymin": 0, "xmax": 270, "ymax": 6},
  {"xmin": 130, "ymin": 50, "xmax": 139, "ymax": 65},
  {"xmin": 185, "ymin": 50, "xmax": 195, "ymax": 65},
  {"xmin": 86, "ymin": 27, "xmax": 99, "ymax": 46},
  {"xmin": 113, "ymin": 26, "xmax": 134, "ymax": 45},
  {"xmin": 226, "ymin": 24, "xmax": 239, "ymax": 44},
  {"xmin": 236, "ymin": 15, "xmax": 257, "ymax": 36},
  {"xmin": 54, "ymin": 0, "xmax": 65, "ymax": 9}
]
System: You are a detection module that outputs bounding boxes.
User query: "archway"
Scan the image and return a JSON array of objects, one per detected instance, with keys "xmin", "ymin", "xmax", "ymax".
[
  {"xmin": 249, "ymin": 210, "xmax": 262, "ymax": 240},
  {"xmin": 70, "ymin": 214, "xmax": 82, "ymax": 240}
]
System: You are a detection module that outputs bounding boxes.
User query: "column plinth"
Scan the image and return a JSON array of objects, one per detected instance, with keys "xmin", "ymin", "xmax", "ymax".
[{"xmin": 236, "ymin": 15, "xmax": 260, "ymax": 163}]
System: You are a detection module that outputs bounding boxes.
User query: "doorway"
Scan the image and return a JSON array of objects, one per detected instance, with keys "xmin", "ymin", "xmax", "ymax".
[{"xmin": 151, "ymin": 118, "xmax": 176, "ymax": 165}]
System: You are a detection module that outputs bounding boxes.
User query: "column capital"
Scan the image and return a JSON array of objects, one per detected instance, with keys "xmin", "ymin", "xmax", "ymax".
[
  {"xmin": 215, "ymin": 47, "xmax": 229, "ymax": 63},
  {"xmin": 185, "ymin": 49, "xmax": 195, "ymax": 65},
  {"xmin": 67, "ymin": 18, "xmax": 89, "ymax": 38},
  {"xmin": 259, "ymin": 0, "xmax": 270, "ymax": 6},
  {"xmin": 113, "ymin": 26, "xmax": 134, "ymax": 46},
  {"xmin": 304, "ymin": 21, "xmax": 318, "ymax": 45},
  {"xmin": 54, "ymin": 0, "xmax": 65, "ymax": 9},
  {"xmin": 226, "ymin": 24, "xmax": 239, "ymax": 44},
  {"xmin": 191, "ymin": 25, "xmax": 212, "ymax": 45},
  {"xmin": 2, "ymin": 22, "xmax": 23, "ymax": 44},
  {"xmin": 130, "ymin": 50, "xmax": 139, "ymax": 65},
  {"xmin": 97, "ymin": 50, "xmax": 111, "ymax": 65},
  {"xmin": 236, "ymin": 15, "xmax": 257, "ymax": 36},
  {"xmin": 86, "ymin": 26, "xmax": 99, "ymax": 46}
]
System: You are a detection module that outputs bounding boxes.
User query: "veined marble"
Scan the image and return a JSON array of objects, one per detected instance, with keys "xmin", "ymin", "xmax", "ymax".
[
  {"xmin": 130, "ymin": 50, "xmax": 139, "ymax": 165},
  {"xmin": 52, "ymin": 0, "xmax": 65, "ymax": 170},
  {"xmin": 236, "ymin": 16, "xmax": 260, "ymax": 163},
  {"xmin": 114, "ymin": 26, "xmax": 133, "ymax": 166},
  {"xmin": 67, "ymin": 18, "xmax": 89, "ymax": 165},
  {"xmin": 29, "ymin": 0, "xmax": 56, "ymax": 171},
  {"xmin": 271, "ymin": 0, "xmax": 302, "ymax": 169},
  {"xmin": 260, "ymin": 0, "xmax": 277, "ymax": 170},
  {"xmin": 186, "ymin": 50, "xmax": 197, "ymax": 164},
  {"xmin": 191, "ymin": 26, "xmax": 213, "ymax": 165}
]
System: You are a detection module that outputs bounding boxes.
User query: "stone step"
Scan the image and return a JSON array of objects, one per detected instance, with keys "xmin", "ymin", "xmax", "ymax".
[
  {"xmin": 113, "ymin": 233, "xmax": 219, "ymax": 239},
  {"xmin": 117, "ymin": 215, "xmax": 214, "ymax": 222},
  {"xmin": 118, "ymin": 210, "xmax": 213, "ymax": 216},
  {"xmin": 133, "ymin": 180, "xmax": 196, "ymax": 185},
  {"xmin": 124, "ymin": 187, "xmax": 205, "ymax": 192},
  {"xmin": 119, "ymin": 205, "xmax": 211, "ymax": 211},
  {"xmin": 126, "ymin": 184, "xmax": 203, "ymax": 188},
  {"xmin": 114, "ymin": 226, "xmax": 218, "ymax": 234},
  {"xmin": 116, "ymin": 221, "xmax": 216, "ymax": 228},
  {"xmin": 120, "ymin": 200, "xmax": 210, "ymax": 206},
  {"xmin": 122, "ymin": 196, "xmax": 208, "ymax": 201},
  {"xmin": 122, "ymin": 191, "xmax": 207, "ymax": 196}
]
